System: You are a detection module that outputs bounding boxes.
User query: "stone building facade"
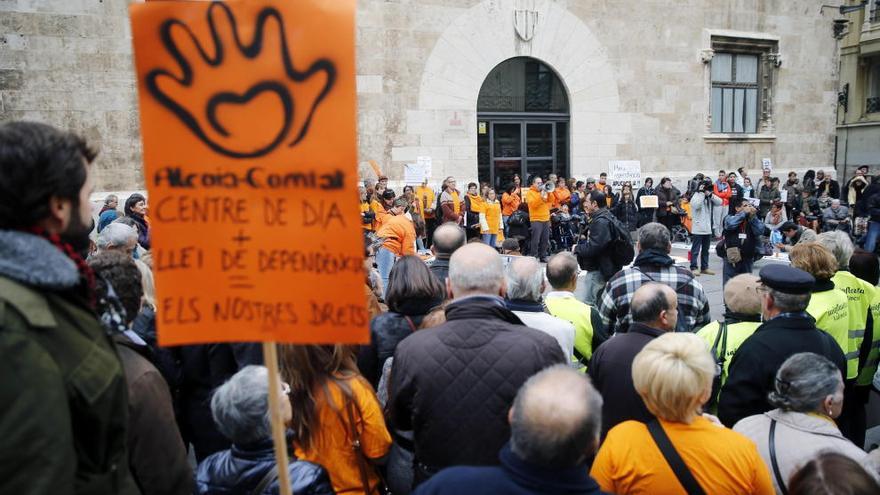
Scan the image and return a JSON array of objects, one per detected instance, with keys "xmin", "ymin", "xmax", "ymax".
[
  {"xmin": 836, "ymin": 1, "xmax": 880, "ymax": 179},
  {"xmin": 0, "ymin": 0, "xmax": 844, "ymax": 191}
]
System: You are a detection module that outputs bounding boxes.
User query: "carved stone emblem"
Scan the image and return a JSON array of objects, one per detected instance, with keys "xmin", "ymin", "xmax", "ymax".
[{"xmin": 514, "ymin": 6, "xmax": 538, "ymax": 42}]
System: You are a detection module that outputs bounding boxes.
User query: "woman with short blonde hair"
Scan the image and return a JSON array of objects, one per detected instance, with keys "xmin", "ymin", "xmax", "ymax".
[
  {"xmin": 591, "ymin": 333, "xmax": 774, "ymax": 495},
  {"xmin": 632, "ymin": 332, "xmax": 715, "ymax": 423}
]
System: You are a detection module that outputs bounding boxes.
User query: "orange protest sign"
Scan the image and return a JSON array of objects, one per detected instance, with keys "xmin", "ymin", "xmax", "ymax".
[{"xmin": 130, "ymin": 0, "xmax": 367, "ymax": 346}]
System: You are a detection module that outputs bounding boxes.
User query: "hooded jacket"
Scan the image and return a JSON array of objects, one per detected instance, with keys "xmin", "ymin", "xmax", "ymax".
[{"xmin": 0, "ymin": 230, "xmax": 140, "ymax": 495}]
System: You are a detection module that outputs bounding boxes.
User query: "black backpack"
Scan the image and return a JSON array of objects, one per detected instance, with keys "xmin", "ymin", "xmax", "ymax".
[
  {"xmin": 508, "ymin": 210, "xmax": 529, "ymax": 228},
  {"xmin": 608, "ymin": 216, "xmax": 635, "ymax": 268}
]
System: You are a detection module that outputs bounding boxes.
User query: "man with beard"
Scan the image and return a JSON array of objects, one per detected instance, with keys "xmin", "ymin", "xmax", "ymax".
[{"xmin": 0, "ymin": 122, "xmax": 140, "ymax": 494}]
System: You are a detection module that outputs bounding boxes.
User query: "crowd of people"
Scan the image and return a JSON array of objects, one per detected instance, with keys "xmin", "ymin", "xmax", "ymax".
[{"xmin": 5, "ymin": 119, "xmax": 880, "ymax": 495}]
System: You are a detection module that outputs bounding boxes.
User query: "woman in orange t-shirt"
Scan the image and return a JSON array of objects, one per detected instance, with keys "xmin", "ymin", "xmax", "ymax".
[
  {"xmin": 282, "ymin": 345, "xmax": 392, "ymax": 495},
  {"xmin": 591, "ymin": 333, "xmax": 774, "ymax": 495},
  {"xmin": 501, "ymin": 183, "xmax": 521, "ymax": 234},
  {"xmin": 553, "ymin": 178, "xmax": 571, "ymax": 209}
]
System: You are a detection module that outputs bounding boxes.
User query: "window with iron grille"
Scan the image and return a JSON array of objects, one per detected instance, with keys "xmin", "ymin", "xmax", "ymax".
[
  {"xmin": 710, "ymin": 53, "xmax": 760, "ymax": 133},
  {"xmin": 872, "ymin": 0, "xmax": 880, "ymax": 23},
  {"xmin": 868, "ymin": 58, "xmax": 880, "ymax": 114}
]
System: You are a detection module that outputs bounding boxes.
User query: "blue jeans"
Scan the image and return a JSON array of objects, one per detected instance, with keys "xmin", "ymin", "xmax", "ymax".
[
  {"xmin": 583, "ymin": 270, "xmax": 607, "ymax": 306},
  {"xmin": 482, "ymin": 233, "xmax": 497, "ymax": 248},
  {"xmin": 865, "ymin": 221, "xmax": 880, "ymax": 253},
  {"xmin": 690, "ymin": 234, "xmax": 711, "ymax": 270},
  {"xmin": 376, "ymin": 246, "xmax": 396, "ymax": 299}
]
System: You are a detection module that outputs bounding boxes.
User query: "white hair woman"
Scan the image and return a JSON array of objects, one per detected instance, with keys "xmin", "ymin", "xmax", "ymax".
[
  {"xmin": 734, "ymin": 353, "xmax": 880, "ymax": 493},
  {"xmin": 591, "ymin": 333, "xmax": 774, "ymax": 494},
  {"xmin": 195, "ymin": 366, "xmax": 334, "ymax": 495}
]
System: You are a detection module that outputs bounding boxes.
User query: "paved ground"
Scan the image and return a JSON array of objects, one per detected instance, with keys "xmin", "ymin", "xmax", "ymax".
[{"xmin": 669, "ymin": 242, "xmax": 727, "ymax": 320}]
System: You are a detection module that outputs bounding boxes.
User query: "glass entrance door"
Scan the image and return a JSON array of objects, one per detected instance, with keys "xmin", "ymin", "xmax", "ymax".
[{"xmin": 478, "ymin": 119, "xmax": 568, "ymax": 189}]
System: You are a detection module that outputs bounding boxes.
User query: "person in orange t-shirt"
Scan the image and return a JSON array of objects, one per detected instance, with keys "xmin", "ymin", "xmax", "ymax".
[
  {"xmin": 525, "ymin": 176, "xmax": 552, "ymax": 261},
  {"xmin": 591, "ymin": 333, "xmax": 774, "ymax": 495},
  {"xmin": 479, "ymin": 188, "xmax": 504, "ymax": 248},
  {"xmin": 501, "ymin": 183, "xmax": 521, "ymax": 235},
  {"xmin": 553, "ymin": 178, "xmax": 571, "ymax": 210},
  {"xmin": 282, "ymin": 345, "xmax": 392, "ymax": 495},
  {"xmin": 376, "ymin": 198, "xmax": 416, "ymax": 298},
  {"xmin": 371, "ymin": 184, "xmax": 392, "ymax": 232}
]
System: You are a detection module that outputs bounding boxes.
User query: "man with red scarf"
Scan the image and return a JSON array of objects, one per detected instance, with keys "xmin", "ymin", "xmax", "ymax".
[{"xmin": 0, "ymin": 121, "xmax": 140, "ymax": 494}]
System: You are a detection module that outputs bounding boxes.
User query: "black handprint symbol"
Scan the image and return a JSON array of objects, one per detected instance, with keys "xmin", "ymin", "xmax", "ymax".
[{"xmin": 145, "ymin": 2, "xmax": 336, "ymax": 159}]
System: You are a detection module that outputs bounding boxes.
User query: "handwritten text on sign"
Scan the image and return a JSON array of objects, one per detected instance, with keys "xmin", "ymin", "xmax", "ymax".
[
  {"xmin": 608, "ymin": 160, "xmax": 642, "ymax": 190},
  {"xmin": 130, "ymin": 0, "xmax": 367, "ymax": 346}
]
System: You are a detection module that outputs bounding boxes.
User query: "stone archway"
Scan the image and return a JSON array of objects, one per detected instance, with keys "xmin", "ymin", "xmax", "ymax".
[{"xmin": 402, "ymin": 0, "xmax": 627, "ymax": 181}]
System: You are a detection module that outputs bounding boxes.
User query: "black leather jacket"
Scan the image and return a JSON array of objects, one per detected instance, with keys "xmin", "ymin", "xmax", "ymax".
[{"xmin": 195, "ymin": 437, "xmax": 335, "ymax": 495}]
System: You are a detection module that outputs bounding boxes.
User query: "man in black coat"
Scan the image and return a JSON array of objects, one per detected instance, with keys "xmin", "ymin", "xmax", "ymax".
[
  {"xmin": 412, "ymin": 366, "xmax": 609, "ymax": 495},
  {"xmin": 589, "ymin": 283, "xmax": 677, "ymax": 438},
  {"xmin": 575, "ymin": 189, "xmax": 617, "ymax": 305},
  {"xmin": 815, "ymin": 169, "xmax": 841, "ymax": 200},
  {"xmin": 389, "ymin": 243, "xmax": 566, "ymax": 486},
  {"xmin": 718, "ymin": 265, "xmax": 847, "ymax": 427}
]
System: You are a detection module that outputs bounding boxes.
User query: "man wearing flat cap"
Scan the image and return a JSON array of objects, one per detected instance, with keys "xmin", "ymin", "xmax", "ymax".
[{"xmin": 718, "ymin": 264, "xmax": 847, "ymax": 427}]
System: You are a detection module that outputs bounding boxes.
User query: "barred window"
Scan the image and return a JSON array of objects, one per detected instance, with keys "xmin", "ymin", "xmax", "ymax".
[
  {"xmin": 868, "ymin": 58, "xmax": 880, "ymax": 114},
  {"xmin": 710, "ymin": 53, "xmax": 759, "ymax": 133}
]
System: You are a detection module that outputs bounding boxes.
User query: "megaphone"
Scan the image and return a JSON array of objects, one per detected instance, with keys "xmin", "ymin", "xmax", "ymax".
[{"xmin": 544, "ymin": 182, "xmax": 556, "ymax": 193}]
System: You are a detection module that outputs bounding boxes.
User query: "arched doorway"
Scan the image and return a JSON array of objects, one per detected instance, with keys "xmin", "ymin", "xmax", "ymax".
[{"xmin": 477, "ymin": 57, "xmax": 570, "ymax": 190}]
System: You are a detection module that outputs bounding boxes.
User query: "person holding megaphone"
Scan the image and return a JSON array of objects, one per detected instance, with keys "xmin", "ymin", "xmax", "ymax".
[{"xmin": 526, "ymin": 175, "xmax": 553, "ymax": 262}]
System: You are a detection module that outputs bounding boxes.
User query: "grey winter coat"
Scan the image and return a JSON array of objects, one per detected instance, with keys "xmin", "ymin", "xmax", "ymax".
[
  {"xmin": 734, "ymin": 409, "xmax": 880, "ymax": 494},
  {"xmin": 690, "ymin": 192, "xmax": 722, "ymax": 235}
]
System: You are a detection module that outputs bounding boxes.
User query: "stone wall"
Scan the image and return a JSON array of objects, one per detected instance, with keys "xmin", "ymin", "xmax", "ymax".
[
  {"xmin": 0, "ymin": 0, "xmax": 141, "ymax": 190},
  {"xmin": 357, "ymin": 0, "xmax": 841, "ymax": 184},
  {"xmin": 0, "ymin": 0, "xmax": 842, "ymax": 191}
]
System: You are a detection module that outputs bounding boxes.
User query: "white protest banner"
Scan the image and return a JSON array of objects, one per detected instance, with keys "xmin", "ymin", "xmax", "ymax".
[
  {"xmin": 608, "ymin": 160, "xmax": 641, "ymax": 190},
  {"xmin": 762, "ymin": 158, "xmax": 772, "ymax": 171},
  {"xmin": 404, "ymin": 163, "xmax": 428, "ymax": 185}
]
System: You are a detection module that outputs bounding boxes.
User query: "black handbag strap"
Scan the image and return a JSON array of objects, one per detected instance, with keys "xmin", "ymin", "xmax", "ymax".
[
  {"xmin": 769, "ymin": 419, "xmax": 788, "ymax": 495},
  {"xmin": 647, "ymin": 419, "xmax": 707, "ymax": 495},
  {"xmin": 251, "ymin": 465, "xmax": 279, "ymax": 495}
]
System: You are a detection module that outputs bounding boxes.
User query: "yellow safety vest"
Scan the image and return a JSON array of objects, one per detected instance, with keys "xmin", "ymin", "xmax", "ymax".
[
  {"xmin": 697, "ymin": 320, "xmax": 762, "ymax": 384},
  {"xmin": 807, "ymin": 288, "xmax": 853, "ymax": 379},
  {"xmin": 858, "ymin": 286, "xmax": 880, "ymax": 387},
  {"xmin": 545, "ymin": 293, "xmax": 596, "ymax": 372},
  {"xmin": 832, "ymin": 271, "xmax": 873, "ymax": 381}
]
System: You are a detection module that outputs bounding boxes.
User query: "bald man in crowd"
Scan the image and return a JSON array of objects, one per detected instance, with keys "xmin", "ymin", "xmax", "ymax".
[
  {"xmin": 588, "ymin": 283, "xmax": 678, "ymax": 437},
  {"xmin": 428, "ymin": 222, "xmax": 467, "ymax": 287},
  {"xmin": 390, "ymin": 243, "xmax": 566, "ymax": 486},
  {"xmin": 413, "ymin": 365, "xmax": 607, "ymax": 495}
]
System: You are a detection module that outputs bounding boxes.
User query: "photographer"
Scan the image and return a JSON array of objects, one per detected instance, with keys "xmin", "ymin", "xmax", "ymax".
[
  {"xmin": 574, "ymin": 190, "xmax": 617, "ymax": 305},
  {"xmin": 525, "ymin": 175, "xmax": 553, "ymax": 261},
  {"xmin": 720, "ymin": 198, "xmax": 765, "ymax": 285},
  {"xmin": 690, "ymin": 178, "xmax": 722, "ymax": 276}
]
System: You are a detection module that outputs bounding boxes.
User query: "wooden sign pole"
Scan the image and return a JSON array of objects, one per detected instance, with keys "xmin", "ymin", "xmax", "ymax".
[{"xmin": 263, "ymin": 342, "xmax": 293, "ymax": 495}]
